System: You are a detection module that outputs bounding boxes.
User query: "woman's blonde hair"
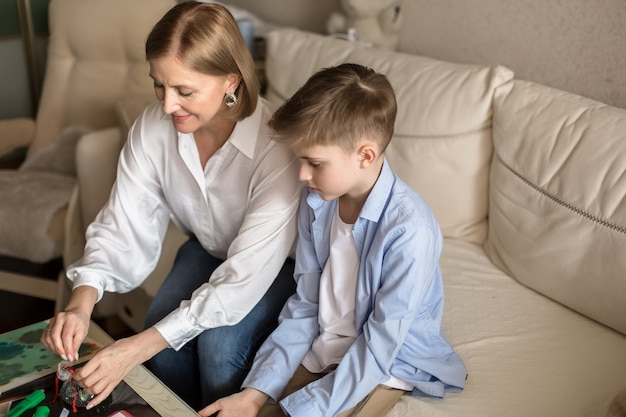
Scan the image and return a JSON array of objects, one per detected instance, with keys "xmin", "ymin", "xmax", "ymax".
[
  {"xmin": 268, "ymin": 63, "xmax": 397, "ymax": 153},
  {"xmin": 145, "ymin": 1, "xmax": 259, "ymax": 121}
]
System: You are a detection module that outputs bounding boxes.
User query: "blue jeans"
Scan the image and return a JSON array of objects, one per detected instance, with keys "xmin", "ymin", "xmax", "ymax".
[{"xmin": 144, "ymin": 236, "xmax": 296, "ymax": 410}]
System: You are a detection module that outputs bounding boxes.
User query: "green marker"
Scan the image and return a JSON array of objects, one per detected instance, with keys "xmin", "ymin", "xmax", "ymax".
[
  {"xmin": 4, "ymin": 390, "xmax": 45, "ymax": 417},
  {"xmin": 34, "ymin": 406, "xmax": 51, "ymax": 417}
]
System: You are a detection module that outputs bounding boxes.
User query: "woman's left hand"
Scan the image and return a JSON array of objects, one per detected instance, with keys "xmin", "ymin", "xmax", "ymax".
[{"xmin": 73, "ymin": 328, "xmax": 169, "ymax": 409}]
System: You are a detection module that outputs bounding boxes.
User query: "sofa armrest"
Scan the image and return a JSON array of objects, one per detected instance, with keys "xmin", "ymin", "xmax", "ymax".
[
  {"xmin": 66, "ymin": 126, "xmax": 124, "ymax": 264},
  {"xmin": 64, "ymin": 186, "xmax": 86, "ymax": 268},
  {"xmin": 75, "ymin": 127, "xmax": 125, "ymax": 227},
  {"xmin": 0, "ymin": 118, "xmax": 35, "ymax": 157}
]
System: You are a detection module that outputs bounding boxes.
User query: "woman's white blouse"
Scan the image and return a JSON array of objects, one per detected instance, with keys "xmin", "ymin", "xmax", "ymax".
[{"xmin": 67, "ymin": 99, "xmax": 302, "ymax": 350}]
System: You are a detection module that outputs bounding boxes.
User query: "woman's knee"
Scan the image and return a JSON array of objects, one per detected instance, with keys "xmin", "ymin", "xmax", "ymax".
[{"xmin": 197, "ymin": 327, "xmax": 251, "ymax": 367}]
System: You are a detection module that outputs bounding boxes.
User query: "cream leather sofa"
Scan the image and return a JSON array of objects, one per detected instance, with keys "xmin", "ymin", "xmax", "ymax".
[
  {"xmin": 75, "ymin": 22, "xmax": 626, "ymax": 415},
  {"xmin": 260, "ymin": 29, "xmax": 626, "ymax": 417}
]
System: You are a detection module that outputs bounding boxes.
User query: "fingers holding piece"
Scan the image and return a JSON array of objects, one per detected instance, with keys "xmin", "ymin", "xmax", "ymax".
[
  {"xmin": 40, "ymin": 313, "xmax": 89, "ymax": 361},
  {"xmin": 75, "ymin": 361, "xmax": 118, "ymax": 410}
]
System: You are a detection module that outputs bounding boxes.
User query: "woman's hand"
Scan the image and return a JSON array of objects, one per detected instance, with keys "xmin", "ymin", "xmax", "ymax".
[
  {"xmin": 75, "ymin": 328, "xmax": 169, "ymax": 409},
  {"xmin": 73, "ymin": 337, "xmax": 142, "ymax": 409},
  {"xmin": 41, "ymin": 286, "xmax": 98, "ymax": 361},
  {"xmin": 199, "ymin": 388, "xmax": 269, "ymax": 417}
]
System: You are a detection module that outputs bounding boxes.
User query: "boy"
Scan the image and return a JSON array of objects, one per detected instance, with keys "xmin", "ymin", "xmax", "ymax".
[{"xmin": 200, "ymin": 63, "xmax": 467, "ymax": 417}]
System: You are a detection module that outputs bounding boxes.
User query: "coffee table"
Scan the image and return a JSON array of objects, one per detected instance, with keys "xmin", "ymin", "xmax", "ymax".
[
  {"xmin": 0, "ymin": 320, "xmax": 199, "ymax": 417},
  {"xmin": 87, "ymin": 321, "xmax": 199, "ymax": 417}
]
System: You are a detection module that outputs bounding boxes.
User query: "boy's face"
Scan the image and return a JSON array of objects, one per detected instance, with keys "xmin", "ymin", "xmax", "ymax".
[{"xmin": 293, "ymin": 144, "xmax": 363, "ymax": 201}]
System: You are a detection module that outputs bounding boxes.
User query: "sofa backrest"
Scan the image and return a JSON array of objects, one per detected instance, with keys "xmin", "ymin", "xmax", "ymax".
[
  {"xmin": 30, "ymin": 0, "xmax": 175, "ymax": 157},
  {"xmin": 485, "ymin": 80, "xmax": 626, "ymax": 335},
  {"xmin": 265, "ymin": 29, "xmax": 513, "ymax": 243}
]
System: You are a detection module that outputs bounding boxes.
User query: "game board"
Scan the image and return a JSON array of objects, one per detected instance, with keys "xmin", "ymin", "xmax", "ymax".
[{"xmin": 0, "ymin": 320, "xmax": 102, "ymax": 396}]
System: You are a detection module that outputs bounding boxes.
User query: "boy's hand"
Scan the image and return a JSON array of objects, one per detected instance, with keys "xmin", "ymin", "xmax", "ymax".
[{"xmin": 199, "ymin": 388, "xmax": 269, "ymax": 417}]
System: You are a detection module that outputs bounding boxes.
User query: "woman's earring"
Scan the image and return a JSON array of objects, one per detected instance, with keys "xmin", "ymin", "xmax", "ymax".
[{"xmin": 224, "ymin": 93, "xmax": 237, "ymax": 108}]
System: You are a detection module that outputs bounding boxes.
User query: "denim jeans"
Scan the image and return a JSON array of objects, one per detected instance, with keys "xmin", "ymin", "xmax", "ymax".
[{"xmin": 144, "ymin": 236, "xmax": 296, "ymax": 410}]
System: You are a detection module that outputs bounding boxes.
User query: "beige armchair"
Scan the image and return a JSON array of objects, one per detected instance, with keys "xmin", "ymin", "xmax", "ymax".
[{"xmin": 0, "ymin": 0, "xmax": 177, "ymax": 316}]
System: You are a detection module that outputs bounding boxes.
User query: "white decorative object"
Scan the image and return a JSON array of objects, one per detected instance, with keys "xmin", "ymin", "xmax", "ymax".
[{"xmin": 327, "ymin": 0, "xmax": 402, "ymax": 50}]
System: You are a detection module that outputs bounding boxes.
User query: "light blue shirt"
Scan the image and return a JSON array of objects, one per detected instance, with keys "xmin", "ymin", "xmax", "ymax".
[{"xmin": 243, "ymin": 160, "xmax": 467, "ymax": 417}]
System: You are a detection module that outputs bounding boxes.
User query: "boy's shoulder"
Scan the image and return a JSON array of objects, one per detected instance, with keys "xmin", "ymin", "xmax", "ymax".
[
  {"xmin": 390, "ymin": 178, "xmax": 435, "ymax": 217},
  {"xmin": 375, "ymin": 163, "xmax": 439, "ymax": 228}
]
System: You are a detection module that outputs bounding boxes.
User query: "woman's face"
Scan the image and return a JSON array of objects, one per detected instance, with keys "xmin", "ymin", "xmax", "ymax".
[{"xmin": 149, "ymin": 54, "xmax": 238, "ymax": 134}]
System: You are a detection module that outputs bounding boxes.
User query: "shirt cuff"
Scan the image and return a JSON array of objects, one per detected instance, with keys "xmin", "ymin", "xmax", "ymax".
[
  {"xmin": 67, "ymin": 269, "xmax": 105, "ymax": 302},
  {"xmin": 242, "ymin": 368, "xmax": 288, "ymax": 402},
  {"xmin": 281, "ymin": 389, "xmax": 320, "ymax": 417},
  {"xmin": 153, "ymin": 308, "xmax": 199, "ymax": 350}
]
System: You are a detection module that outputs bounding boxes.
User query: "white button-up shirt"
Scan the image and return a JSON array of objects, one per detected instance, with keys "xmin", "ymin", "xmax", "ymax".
[{"xmin": 68, "ymin": 99, "xmax": 302, "ymax": 350}]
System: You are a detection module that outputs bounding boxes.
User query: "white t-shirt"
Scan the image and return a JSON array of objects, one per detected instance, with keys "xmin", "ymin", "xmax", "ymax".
[
  {"xmin": 302, "ymin": 206, "xmax": 413, "ymax": 391},
  {"xmin": 302, "ymin": 206, "xmax": 359, "ymax": 372}
]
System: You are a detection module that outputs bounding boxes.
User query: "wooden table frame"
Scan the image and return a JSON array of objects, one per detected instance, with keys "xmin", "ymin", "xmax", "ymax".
[{"xmin": 87, "ymin": 321, "xmax": 199, "ymax": 417}]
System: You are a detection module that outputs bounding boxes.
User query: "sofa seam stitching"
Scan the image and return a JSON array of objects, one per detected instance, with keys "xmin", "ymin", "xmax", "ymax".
[{"xmin": 509, "ymin": 168, "xmax": 626, "ymax": 235}]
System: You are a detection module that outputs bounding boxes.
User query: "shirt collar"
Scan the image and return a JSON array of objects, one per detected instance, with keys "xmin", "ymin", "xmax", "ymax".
[
  {"xmin": 228, "ymin": 98, "xmax": 265, "ymax": 159},
  {"xmin": 358, "ymin": 158, "xmax": 394, "ymax": 223}
]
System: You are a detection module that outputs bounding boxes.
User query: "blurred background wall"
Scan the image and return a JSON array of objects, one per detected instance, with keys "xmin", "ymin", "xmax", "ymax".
[
  {"xmin": 2, "ymin": 0, "xmax": 625, "ymax": 122},
  {"xmin": 0, "ymin": 0, "xmax": 49, "ymax": 119}
]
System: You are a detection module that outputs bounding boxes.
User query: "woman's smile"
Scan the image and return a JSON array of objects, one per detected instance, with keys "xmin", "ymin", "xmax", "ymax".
[{"xmin": 172, "ymin": 114, "xmax": 192, "ymax": 123}]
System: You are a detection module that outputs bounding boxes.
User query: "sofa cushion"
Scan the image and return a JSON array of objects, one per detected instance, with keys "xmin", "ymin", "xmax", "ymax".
[
  {"xmin": 265, "ymin": 29, "xmax": 513, "ymax": 243},
  {"xmin": 485, "ymin": 80, "xmax": 626, "ymax": 335},
  {"xmin": 0, "ymin": 171, "xmax": 75, "ymax": 262},
  {"xmin": 20, "ymin": 125, "xmax": 92, "ymax": 176},
  {"xmin": 388, "ymin": 239, "xmax": 626, "ymax": 417}
]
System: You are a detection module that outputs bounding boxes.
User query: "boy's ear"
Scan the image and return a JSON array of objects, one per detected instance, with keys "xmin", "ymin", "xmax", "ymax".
[{"xmin": 356, "ymin": 142, "xmax": 379, "ymax": 167}]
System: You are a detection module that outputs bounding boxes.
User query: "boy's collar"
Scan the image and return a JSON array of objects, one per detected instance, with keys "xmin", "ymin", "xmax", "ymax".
[{"xmin": 357, "ymin": 157, "xmax": 394, "ymax": 223}]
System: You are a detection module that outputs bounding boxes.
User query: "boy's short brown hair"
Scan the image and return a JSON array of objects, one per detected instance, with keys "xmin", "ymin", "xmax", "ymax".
[{"xmin": 268, "ymin": 63, "xmax": 397, "ymax": 153}]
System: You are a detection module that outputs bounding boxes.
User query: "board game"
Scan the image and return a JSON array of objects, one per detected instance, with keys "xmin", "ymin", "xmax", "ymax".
[{"xmin": 0, "ymin": 320, "xmax": 102, "ymax": 396}]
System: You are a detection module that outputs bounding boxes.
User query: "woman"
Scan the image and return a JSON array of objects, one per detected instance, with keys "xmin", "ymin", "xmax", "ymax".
[{"xmin": 41, "ymin": 2, "xmax": 301, "ymax": 411}]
